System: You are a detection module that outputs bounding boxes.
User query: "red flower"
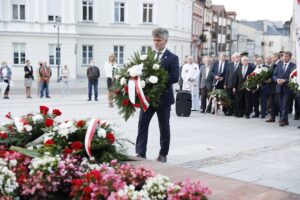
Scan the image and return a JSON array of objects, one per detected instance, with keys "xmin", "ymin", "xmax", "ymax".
[
  {"xmin": 145, "ymin": 96, "xmax": 150, "ymax": 102},
  {"xmin": 45, "ymin": 118, "xmax": 54, "ymax": 127},
  {"xmin": 122, "ymin": 99, "xmax": 129, "ymax": 106},
  {"xmin": 114, "ymin": 89, "xmax": 121, "ymax": 95},
  {"xmin": 76, "ymin": 120, "xmax": 85, "ymax": 128},
  {"xmin": 106, "ymin": 132, "xmax": 115, "ymax": 144},
  {"xmin": 52, "ymin": 109, "xmax": 62, "ymax": 116},
  {"xmin": 70, "ymin": 141, "xmax": 83, "ymax": 150},
  {"xmin": 83, "ymin": 186, "xmax": 92, "ymax": 194},
  {"xmin": 124, "ymin": 85, "xmax": 129, "ymax": 93},
  {"xmin": 248, "ymin": 72, "xmax": 256, "ymax": 77},
  {"xmin": 64, "ymin": 148, "xmax": 72, "ymax": 154},
  {"xmin": 44, "ymin": 139, "xmax": 54, "ymax": 145},
  {"xmin": 0, "ymin": 133, "xmax": 8, "ymax": 139},
  {"xmin": 72, "ymin": 179, "xmax": 83, "ymax": 187},
  {"xmin": 5, "ymin": 112, "xmax": 11, "ymax": 119},
  {"xmin": 40, "ymin": 106, "xmax": 49, "ymax": 115}
]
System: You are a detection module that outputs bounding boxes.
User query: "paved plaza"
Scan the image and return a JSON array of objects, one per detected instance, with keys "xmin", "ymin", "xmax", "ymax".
[{"xmin": 0, "ymin": 89, "xmax": 300, "ymax": 196}]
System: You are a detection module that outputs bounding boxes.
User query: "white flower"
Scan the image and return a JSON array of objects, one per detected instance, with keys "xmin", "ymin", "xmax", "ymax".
[
  {"xmin": 152, "ymin": 64, "xmax": 160, "ymax": 70},
  {"xmin": 120, "ymin": 77, "xmax": 127, "ymax": 86},
  {"xmin": 9, "ymin": 160, "xmax": 17, "ymax": 167},
  {"xmin": 24, "ymin": 125, "xmax": 32, "ymax": 132},
  {"xmin": 97, "ymin": 128, "xmax": 106, "ymax": 138},
  {"xmin": 124, "ymin": 59, "xmax": 131, "ymax": 66},
  {"xmin": 32, "ymin": 114, "xmax": 44, "ymax": 123},
  {"xmin": 115, "ymin": 75, "xmax": 120, "ymax": 80},
  {"xmin": 148, "ymin": 76, "xmax": 158, "ymax": 84},
  {"xmin": 140, "ymin": 55, "xmax": 148, "ymax": 61},
  {"xmin": 14, "ymin": 117, "xmax": 24, "ymax": 132},
  {"xmin": 140, "ymin": 80, "xmax": 146, "ymax": 88},
  {"xmin": 128, "ymin": 64, "xmax": 143, "ymax": 77}
]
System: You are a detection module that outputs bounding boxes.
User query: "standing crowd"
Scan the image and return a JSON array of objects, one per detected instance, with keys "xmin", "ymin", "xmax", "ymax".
[{"xmin": 179, "ymin": 51, "xmax": 299, "ymax": 128}]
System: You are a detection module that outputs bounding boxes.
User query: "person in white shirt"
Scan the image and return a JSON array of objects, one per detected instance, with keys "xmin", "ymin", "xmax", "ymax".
[
  {"xmin": 61, "ymin": 64, "xmax": 70, "ymax": 96},
  {"xmin": 0, "ymin": 61, "xmax": 12, "ymax": 99},
  {"xmin": 181, "ymin": 56, "xmax": 200, "ymax": 111},
  {"xmin": 104, "ymin": 54, "xmax": 118, "ymax": 107}
]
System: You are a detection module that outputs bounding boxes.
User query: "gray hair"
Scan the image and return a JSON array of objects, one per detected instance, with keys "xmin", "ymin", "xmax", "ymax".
[
  {"xmin": 232, "ymin": 52, "xmax": 240, "ymax": 57},
  {"xmin": 152, "ymin": 27, "xmax": 169, "ymax": 40}
]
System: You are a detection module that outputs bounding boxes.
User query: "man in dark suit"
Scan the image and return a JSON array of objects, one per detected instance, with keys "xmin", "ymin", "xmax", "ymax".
[
  {"xmin": 250, "ymin": 57, "xmax": 263, "ymax": 118},
  {"xmin": 199, "ymin": 56, "xmax": 213, "ymax": 113},
  {"xmin": 273, "ymin": 51, "xmax": 296, "ymax": 127},
  {"xmin": 266, "ymin": 52, "xmax": 281, "ymax": 122},
  {"xmin": 225, "ymin": 52, "xmax": 241, "ymax": 116},
  {"xmin": 136, "ymin": 27, "xmax": 179, "ymax": 162},
  {"xmin": 211, "ymin": 53, "xmax": 228, "ymax": 89},
  {"xmin": 233, "ymin": 56, "xmax": 255, "ymax": 118}
]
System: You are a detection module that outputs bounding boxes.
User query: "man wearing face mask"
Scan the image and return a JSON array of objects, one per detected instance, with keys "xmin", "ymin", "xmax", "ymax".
[{"xmin": 87, "ymin": 60, "xmax": 100, "ymax": 101}]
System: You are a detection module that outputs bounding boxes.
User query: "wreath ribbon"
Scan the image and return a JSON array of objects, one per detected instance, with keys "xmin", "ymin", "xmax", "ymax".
[
  {"xmin": 85, "ymin": 118, "xmax": 99, "ymax": 158},
  {"xmin": 128, "ymin": 76, "xmax": 149, "ymax": 111}
]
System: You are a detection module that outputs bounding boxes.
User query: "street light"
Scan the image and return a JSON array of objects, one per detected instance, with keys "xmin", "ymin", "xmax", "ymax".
[{"xmin": 54, "ymin": 16, "xmax": 61, "ymax": 82}]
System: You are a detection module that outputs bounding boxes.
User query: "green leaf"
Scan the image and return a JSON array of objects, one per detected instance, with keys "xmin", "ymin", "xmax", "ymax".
[{"xmin": 10, "ymin": 146, "xmax": 42, "ymax": 158}]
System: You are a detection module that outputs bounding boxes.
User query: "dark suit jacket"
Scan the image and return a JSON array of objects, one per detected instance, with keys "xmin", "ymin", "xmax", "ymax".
[
  {"xmin": 225, "ymin": 62, "xmax": 241, "ymax": 88},
  {"xmin": 210, "ymin": 60, "xmax": 228, "ymax": 88},
  {"xmin": 24, "ymin": 66, "xmax": 34, "ymax": 79},
  {"xmin": 199, "ymin": 65, "xmax": 213, "ymax": 90},
  {"xmin": 159, "ymin": 49, "xmax": 179, "ymax": 106},
  {"xmin": 273, "ymin": 61, "xmax": 296, "ymax": 94},
  {"xmin": 233, "ymin": 65, "xmax": 255, "ymax": 91}
]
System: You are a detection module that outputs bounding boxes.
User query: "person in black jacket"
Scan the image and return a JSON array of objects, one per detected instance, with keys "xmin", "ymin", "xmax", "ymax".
[
  {"xmin": 87, "ymin": 60, "xmax": 100, "ymax": 101},
  {"xmin": 24, "ymin": 60, "xmax": 34, "ymax": 98}
]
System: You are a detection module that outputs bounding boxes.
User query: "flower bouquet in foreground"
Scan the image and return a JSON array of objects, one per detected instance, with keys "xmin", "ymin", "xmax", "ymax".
[
  {"xmin": 241, "ymin": 67, "xmax": 272, "ymax": 90},
  {"xmin": 209, "ymin": 89, "xmax": 231, "ymax": 108},
  {"xmin": 113, "ymin": 50, "xmax": 168, "ymax": 121},
  {"xmin": 0, "ymin": 107, "xmax": 211, "ymax": 199}
]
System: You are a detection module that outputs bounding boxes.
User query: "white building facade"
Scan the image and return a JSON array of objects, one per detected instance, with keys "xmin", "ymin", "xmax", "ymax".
[{"xmin": 0, "ymin": 0, "xmax": 193, "ymax": 81}]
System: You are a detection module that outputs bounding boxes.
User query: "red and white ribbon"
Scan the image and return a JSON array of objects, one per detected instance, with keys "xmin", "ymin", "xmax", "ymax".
[
  {"xmin": 128, "ymin": 76, "xmax": 149, "ymax": 111},
  {"xmin": 85, "ymin": 118, "xmax": 99, "ymax": 158}
]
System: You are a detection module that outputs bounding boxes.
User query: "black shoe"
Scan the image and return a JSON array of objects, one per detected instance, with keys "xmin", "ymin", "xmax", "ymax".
[
  {"xmin": 136, "ymin": 154, "xmax": 146, "ymax": 159},
  {"xmin": 298, "ymin": 126, "xmax": 300, "ymax": 129},
  {"xmin": 236, "ymin": 115, "xmax": 243, "ymax": 118},
  {"xmin": 40, "ymin": 96, "xmax": 43, "ymax": 98},
  {"xmin": 46, "ymin": 96, "xmax": 51, "ymax": 98},
  {"xmin": 3, "ymin": 96, "xmax": 9, "ymax": 99},
  {"xmin": 251, "ymin": 114, "xmax": 259, "ymax": 118},
  {"xmin": 261, "ymin": 115, "xmax": 266, "ymax": 119},
  {"xmin": 245, "ymin": 115, "xmax": 250, "ymax": 119},
  {"xmin": 200, "ymin": 110, "xmax": 205, "ymax": 113},
  {"xmin": 156, "ymin": 155, "xmax": 167, "ymax": 163},
  {"xmin": 294, "ymin": 115, "xmax": 300, "ymax": 120},
  {"xmin": 87, "ymin": 99, "xmax": 91, "ymax": 101},
  {"xmin": 95, "ymin": 99, "xmax": 98, "ymax": 101},
  {"xmin": 226, "ymin": 112, "xmax": 233, "ymax": 116}
]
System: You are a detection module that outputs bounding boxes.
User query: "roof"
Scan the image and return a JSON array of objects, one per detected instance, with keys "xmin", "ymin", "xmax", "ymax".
[
  {"xmin": 212, "ymin": 5, "xmax": 226, "ymax": 14},
  {"xmin": 240, "ymin": 20, "xmax": 286, "ymax": 36}
]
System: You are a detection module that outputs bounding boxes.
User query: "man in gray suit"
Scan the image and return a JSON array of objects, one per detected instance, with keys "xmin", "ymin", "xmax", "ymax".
[
  {"xmin": 199, "ymin": 56, "xmax": 213, "ymax": 113},
  {"xmin": 225, "ymin": 52, "xmax": 241, "ymax": 116}
]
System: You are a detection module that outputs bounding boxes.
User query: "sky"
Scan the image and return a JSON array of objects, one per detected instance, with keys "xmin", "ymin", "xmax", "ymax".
[{"xmin": 212, "ymin": 0, "xmax": 293, "ymax": 21}]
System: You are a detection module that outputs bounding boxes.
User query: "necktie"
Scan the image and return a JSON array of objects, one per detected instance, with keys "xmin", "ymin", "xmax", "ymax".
[
  {"xmin": 283, "ymin": 63, "xmax": 287, "ymax": 72},
  {"xmin": 242, "ymin": 66, "xmax": 247, "ymax": 78},
  {"xmin": 156, "ymin": 52, "xmax": 162, "ymax": 60},
  {"xmin": 234, "ymin": 63, "xmax": 238, "ymax": 71},
  {"xmin": 219, "ymin": 61, "xmax": 223, "ymax": 74}
]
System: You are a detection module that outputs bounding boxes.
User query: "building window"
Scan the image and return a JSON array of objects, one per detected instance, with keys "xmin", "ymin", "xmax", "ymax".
[
  {"xmin": 12, "ymin": 4, "xmax": 25, "ymax": 20},
  {"xmin": 49, "ymin": 44, "xmax": 61, "ymax": 66},
  {"xmin": 13, "ymin": 43, "xmax": 26, "ymax": 64},
  {"xmin": 48, "ymin": 15, "xmax": 60, "ymax": 22},
  {"xmin": 82, "ymin": 45, "xmax": 93, "ymax": 65},
  {"xmin": 82, "ymin": 1, "xmax": 93, "ymax": 21},
  {"xmin": 114, "ymin": 46, "xmax": 124, "ymax": 65},
  {"xmin": 142, "ymin": 3, "xmax": 153, "ymax": 23},
  {"xmin": 269, "ymin": 41, "xmax": 274, "ymax": 47},
  {"xmin": 114, "ymin": 2, "xmax": 125, "ymax": 23},
  {"xmin": 141, "ymin": 46, "xmax": 152, "ymax": 54}
]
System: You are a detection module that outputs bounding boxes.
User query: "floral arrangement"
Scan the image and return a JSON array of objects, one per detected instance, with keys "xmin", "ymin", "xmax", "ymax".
[
  {"xmin": 241, "ymin": 67, "xmax": 272, "ymax": 90},
  {"xmin": 113, "ymin": 50, "xmax": 168, "ymax": 121},
  {"xmin": 0, "ymin": 108, "xmax": 211, "ymax": 199},
  {"xmin": 288, "ymin": 69, "xmax": 300, "ymax": 94},
  {"xmin": 209, "ymin": 89, "xmax": 231, "ymax": 108}
]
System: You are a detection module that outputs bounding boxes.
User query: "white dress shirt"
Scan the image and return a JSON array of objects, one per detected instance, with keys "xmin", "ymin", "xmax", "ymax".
[{"xmin": 104, "ymin": 62, "xmax": 118, "ymax": 78}]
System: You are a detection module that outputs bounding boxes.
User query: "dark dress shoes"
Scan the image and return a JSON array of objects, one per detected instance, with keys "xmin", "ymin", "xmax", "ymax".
[
  {"xmin": 279, "ymin": 121, "xmax": 289, "ymax": 127},
  {"xmin": 87, "ymin": 99, "xmax": 91, "ymax": 101},
  {"xmin": 266, "ymin": 118, "xmax": 275, "ymax": 122},
  {"xmin": 245, "ymin": 115, "xmax": 250, "ymax": 119},
  {"xmin": 294, "ymin": 115, "xmax": 300, "ymax": 120},
  {"xmin": 136, "ymin": 154, "xmax": 146, "ymax": 159},
  {"xmin": 251, "ymin": 114, "xmax": 259, "ymax": 118},
  {"xmin": 156, "ymin": 155, "xmax": 167, "ymax": 163},
  {"xmin": 46, "ymin": 96, "xmax": 51, "ymax": 98}
]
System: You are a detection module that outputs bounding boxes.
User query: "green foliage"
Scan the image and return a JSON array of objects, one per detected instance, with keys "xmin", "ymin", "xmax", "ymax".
[
  {"xmin": 241, "ymin": 68, "xmax": 272, "ymax": 90},
  {"xmin": 209, "ymin": 89, "xmax": 231, "ymax": 108}
]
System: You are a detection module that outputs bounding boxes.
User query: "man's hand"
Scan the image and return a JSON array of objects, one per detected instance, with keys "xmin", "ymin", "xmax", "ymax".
[
  {"xmin": 233, "ymin": 88, "xmax": 236, "ymax": 94},
  {"xmin": 215, "ymin": 75, "xmax": 220, "ymax": 80}
]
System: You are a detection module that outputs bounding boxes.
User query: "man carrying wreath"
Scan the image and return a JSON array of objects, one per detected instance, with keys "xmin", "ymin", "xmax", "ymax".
[{"xmin": 135, "ymin": 27, "xmax": 179, "ymax": 162}]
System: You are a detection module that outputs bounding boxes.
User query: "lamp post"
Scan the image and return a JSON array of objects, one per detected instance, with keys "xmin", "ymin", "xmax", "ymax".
[{"xmin": 54, "ymin": 16, "xmax": 61, "ymax": 82}]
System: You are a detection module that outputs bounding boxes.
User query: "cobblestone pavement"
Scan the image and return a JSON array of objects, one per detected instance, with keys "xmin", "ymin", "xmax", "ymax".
[{"xmin": 0, "ymin": 94, "xmax": 299, "ymax": 195}]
